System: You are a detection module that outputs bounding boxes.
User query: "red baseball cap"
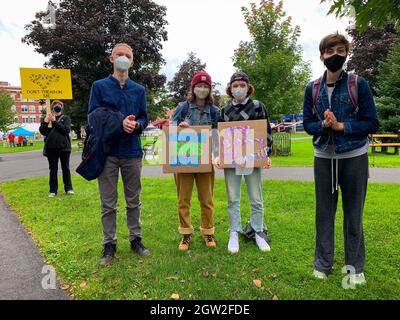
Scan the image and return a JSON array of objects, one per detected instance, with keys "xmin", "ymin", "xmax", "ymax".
[{"xmin": 191, "ymin": 71, "xmax": 212, "ymax": 87}]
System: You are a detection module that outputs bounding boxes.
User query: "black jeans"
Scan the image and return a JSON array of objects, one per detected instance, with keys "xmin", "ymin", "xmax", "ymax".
[
  {"xmin": 314, "ymin": 153, "xmax": 369, "ymax": 274},
  {"xmin": 46, "ymin": 149, "xmax": 73, "ymax": 194}
]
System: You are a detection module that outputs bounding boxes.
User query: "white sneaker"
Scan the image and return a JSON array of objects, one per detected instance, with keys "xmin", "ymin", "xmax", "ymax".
[
  {"xmin": 66, "ymin": 190, "xmax": 75, "ymax": 195},
  {"xmin": 313, "ymin": 269, "xmax": 328, "ymax": 280},
  {"xmin": 255, "ymin": 233, "xmax": 271, "ymax": 252},
  {"xmin": 349, "ymin": 273, "xmax": 366, "ymax": 286},
  {"xmin": 48, "ymin": 193, "xmax": 56, "ymax": 198},
  {"xmin": 228, "ymin": 232, "xmax": 239, "ymax": 254}
]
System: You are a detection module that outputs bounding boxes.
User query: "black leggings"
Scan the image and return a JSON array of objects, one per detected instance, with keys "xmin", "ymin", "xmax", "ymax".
[{"xmin": 46, "ymin": 150, "xmax": 73, "ymax": 194}]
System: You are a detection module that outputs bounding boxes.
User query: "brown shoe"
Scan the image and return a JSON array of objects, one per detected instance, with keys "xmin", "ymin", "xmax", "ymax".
[
  {"xmin": 178, "ymin": 234, "xmax": 191, "ymax": 251},
  {"xmin": 203, "ymin": 235, "xmax": 216, "ymax": 247}
]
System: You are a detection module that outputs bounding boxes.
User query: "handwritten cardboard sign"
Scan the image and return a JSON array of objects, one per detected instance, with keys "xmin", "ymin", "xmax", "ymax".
[
  {"xmin": 20, "ymin": 68, "xmax": 73, "ymax": 100},
  {"xmin": 218, "ymin": 119, "xmax": 269, "ymax": 169},
  {"xmin": 162, "ymin": 125, "xmax": 212, "ymax": 174}
]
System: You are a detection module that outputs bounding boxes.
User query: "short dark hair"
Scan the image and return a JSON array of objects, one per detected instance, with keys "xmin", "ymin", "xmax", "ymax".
[{"xmin": 319, "ymin": 32, "xmax": 350, "ymax": 56}]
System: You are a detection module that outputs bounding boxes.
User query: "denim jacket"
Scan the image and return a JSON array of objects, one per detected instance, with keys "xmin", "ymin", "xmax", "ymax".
[
  {"xmin": 170, "ymin": 101, "xmax": 220, "ymax": 157},
  {"xmin": 171, "ymin": 101, "xmax": 219, "ymax": 129},
  {"xmin": 303, "ymin": 71, "xmax": 379, "ymax": 154}
]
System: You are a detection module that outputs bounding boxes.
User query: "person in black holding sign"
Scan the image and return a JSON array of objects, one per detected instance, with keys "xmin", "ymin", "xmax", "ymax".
[
  {"xmin": 39, "ymin": 100, "xmax": 74, "ymax": 198},
  {"xmin": 216, "ymin": 72, "xmax": 273, "ymax": 254}
]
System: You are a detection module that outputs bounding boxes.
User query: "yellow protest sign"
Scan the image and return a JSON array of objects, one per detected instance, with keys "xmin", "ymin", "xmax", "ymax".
[{"xmin": 20, "ymin": 68, "xmax": 73, "ymax": 100}]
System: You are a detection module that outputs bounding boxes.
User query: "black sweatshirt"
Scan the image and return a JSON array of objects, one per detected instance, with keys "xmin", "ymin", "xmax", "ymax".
[{"xmin": 39, "ymin": 115, "xmax": 72, "ymax": 152}]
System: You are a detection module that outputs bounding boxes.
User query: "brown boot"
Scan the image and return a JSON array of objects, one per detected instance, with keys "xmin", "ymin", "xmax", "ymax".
[
  {"xmin": 178, "ymin": 234, "xmax": 191, "ymax": 251},
  {"xmin": 203, "ymin": 235, "xmax": 216, "ymax": 247}
]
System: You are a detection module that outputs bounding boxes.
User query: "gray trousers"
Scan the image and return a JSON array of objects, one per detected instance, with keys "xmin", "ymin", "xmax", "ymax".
[
  {"xmin": 98, "ymin": 156, "xmax": 143, "ymax": 245},
  {"xmin": 314, "ymin": 153, "xmax": 368, "ymax": 274}
]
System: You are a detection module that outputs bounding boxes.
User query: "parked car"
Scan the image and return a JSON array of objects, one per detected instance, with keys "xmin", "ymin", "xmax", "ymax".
[
  {"xmin": 285, "ymin": 121, "xmax": 304, "ymax": 133},
  {"xmin": 142, "ymin": 125, "xmax": 160, "ymax": 137},
  {"xmin": 271, "ymin": 123, "xmax": 285, "ymax": 133}
]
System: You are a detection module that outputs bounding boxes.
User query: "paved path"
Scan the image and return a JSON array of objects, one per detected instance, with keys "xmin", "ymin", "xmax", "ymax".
[
  {"xmin": 0, "ymin": 193, "xmax": 68, "ymax": 300},
  {"xmin": 1, "ymin": 150, "xmax": 399, "ymax": 183}
]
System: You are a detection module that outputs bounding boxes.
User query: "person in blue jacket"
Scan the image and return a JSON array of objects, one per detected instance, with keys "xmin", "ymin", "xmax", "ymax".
[
  {"xmin": 88, "ymin": 43, "xmax": 150, "ymax": 265},
  {"xmin": 303, "ymin": 33, "xmax": 379, "ymax": 286}
]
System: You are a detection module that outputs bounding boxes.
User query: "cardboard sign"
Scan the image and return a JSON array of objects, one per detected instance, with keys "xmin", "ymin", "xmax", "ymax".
[
  {"xmin": 218, "ymin": 119, "xmax": 269, "ymax": 169},
  {"xmin": 20, "ymin": 68, "xmax": 73, "ymax": 100},
  {"xmin": 162, "ymin": 125, "xmax": 212, "ymax": 173}
]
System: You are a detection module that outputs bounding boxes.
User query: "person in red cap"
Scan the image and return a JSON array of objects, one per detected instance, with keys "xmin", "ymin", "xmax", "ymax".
[{"xmin": 170, "ymin": 71, "xmax": 220, "ymax": 251}]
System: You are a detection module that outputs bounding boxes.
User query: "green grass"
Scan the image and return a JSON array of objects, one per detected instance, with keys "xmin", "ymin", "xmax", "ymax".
[
  {"xmin": 0, "ymin": 141, "xmax": 44, "ymax": 154},
  {"xmin": 1, "ymin": 176, "xmax": 399, "ymax": 300}
]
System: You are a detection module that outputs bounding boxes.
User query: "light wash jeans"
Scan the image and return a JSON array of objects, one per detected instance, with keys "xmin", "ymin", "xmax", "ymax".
[{"xmin": 223, "ymin": 168, "xmax": 265, "ymax": 233}]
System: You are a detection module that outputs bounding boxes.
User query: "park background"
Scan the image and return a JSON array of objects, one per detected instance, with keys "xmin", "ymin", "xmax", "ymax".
[{"xmin": 0, "ymin": 0, "xmax": 399, "ymax": 300}]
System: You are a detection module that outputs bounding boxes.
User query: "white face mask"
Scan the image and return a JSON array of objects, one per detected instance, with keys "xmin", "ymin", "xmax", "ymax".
[
  {"xmin": 194, "ymin": 87, "xmax": 210, "ymax": 100},
  {"xmin": 114, "ymin": 56, "xmax": 131, "ymax": 72},
  {"xmin": 231, "ymin": 87, "xmax": 247, "ymax": 103}
]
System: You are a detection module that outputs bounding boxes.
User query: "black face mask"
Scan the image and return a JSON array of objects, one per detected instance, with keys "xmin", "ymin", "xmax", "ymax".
[
  {"xmin": 53, "ymin": 106, "xmax": 62, "ymax": 113},
  {"xmin": 324, "ymin": 54, "xmax": 347, "ymax": 72}
]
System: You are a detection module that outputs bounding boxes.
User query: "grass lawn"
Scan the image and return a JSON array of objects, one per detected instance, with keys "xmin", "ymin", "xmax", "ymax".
[
  {"xmin": 1, "ymin": 176, "xmax": 399, "ymax": 300},
  {"xmin": 0, "ymin": 140, "xmax": 44, "ymax": 154},
  {"xmin": 141, "ymin": 133, "xmax": 400, "ymax": 168},
  {"xmin": 0, "ymin": 139, "xmax": 84, "ymax": 154}
]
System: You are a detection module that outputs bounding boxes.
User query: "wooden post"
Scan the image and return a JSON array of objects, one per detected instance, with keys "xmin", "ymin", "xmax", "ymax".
[{"xmin": 46, "ymin": 99, "xmax": 52, "ymax": 128}]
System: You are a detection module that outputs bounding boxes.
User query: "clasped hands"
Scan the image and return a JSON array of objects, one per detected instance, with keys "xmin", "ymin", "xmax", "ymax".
[
  {"xmin": 123, "ymin": 115, "xmax": 140, "ymax": 133},
  {"xmin": 323, "ymin": 109, "xmax": 344, "ymax": 132},
  {"xmin": 44, "ymin": 114, "xmax": 56, "ymax": 123}
]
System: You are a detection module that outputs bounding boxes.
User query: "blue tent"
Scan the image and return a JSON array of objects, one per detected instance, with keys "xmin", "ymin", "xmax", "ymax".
[{"xmin": 12, "ymin": 127, "xmax": 34, "ymax": 137}]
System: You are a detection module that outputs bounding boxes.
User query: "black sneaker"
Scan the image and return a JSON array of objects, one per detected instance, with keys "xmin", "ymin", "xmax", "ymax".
[
  {"xmin": 130, "ymin": 238, "xmax": 150, "ymax": 257},
  {"xmin": 99, "ymin": 243, "xmax": 116, "ymax": 266}
]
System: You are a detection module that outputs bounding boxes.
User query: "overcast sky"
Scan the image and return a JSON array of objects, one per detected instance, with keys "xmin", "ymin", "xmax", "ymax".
[{"xmin": 0, "ymin": 0, "xmax": 350, "ymax": 90}]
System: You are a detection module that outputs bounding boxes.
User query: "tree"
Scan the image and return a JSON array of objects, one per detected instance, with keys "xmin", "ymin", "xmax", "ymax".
[
  {"xmin": 347, "ymin": 22, "xmax": 398, "ymax": 94},
  {"xmin": 23, "ymin": 0, "xmax": 168, "ymax": 137},
  {"xmin": 232, "ymin": 1, "xmax": 311, "ymax": 116},
  {"xmin": 147, "ymin": 89, "xmax": 174, "ymax": 121},
  {"xmin": 167, "ymin": 52, "xmax": 206, "ymax": 105},
  {"xmin": 321, "ymin": 0, "xmax": 400, "ymax": 31},
  {"xmin": 0, "ymin": 92, "xmax": 16, "ymax": 131},
  {"xmin": 376, "ymin": 36, "xmax": 400, "ymax": 133}
]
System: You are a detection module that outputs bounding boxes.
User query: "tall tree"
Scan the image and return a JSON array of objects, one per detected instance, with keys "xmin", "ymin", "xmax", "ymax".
[
  {"xmin": 0, "ymin": 92, "xmax": 16, "ymax": 131},
  {"xmin": 347, "ymin": 22, "xmax": 398, "ymax": 94},
  {"xmin": 376, "ymin": 36, "xmax": 400, "ymax": 133},
  {"xmin": 321, "ymin": 0, "xmax": 400, "ymax": 31},
  {"xmin": 167, "ymin": 52, "xmax": 206, "ymax": 105},
  {"xmin": 23, "ymin": 0, "xmax": 168, "ymax": 136},
  {"xmin": 233, "ymin": 0, "xmax": 311, "ymax": 116}
]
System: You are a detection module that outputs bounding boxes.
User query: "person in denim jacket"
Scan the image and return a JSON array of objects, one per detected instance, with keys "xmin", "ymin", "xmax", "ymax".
[
  {"xmin": 303, "ymin": 33, "xmax": 379, "ymax": 286},
  {"xmin": 170, "ymin": 71, "xmax": 220, "ymax": 251}
]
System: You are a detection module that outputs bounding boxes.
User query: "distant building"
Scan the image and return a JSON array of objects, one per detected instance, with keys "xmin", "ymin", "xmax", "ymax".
[{"xmin": 0, "ymin": 81, "xmax": 43, "ymax": 124}]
